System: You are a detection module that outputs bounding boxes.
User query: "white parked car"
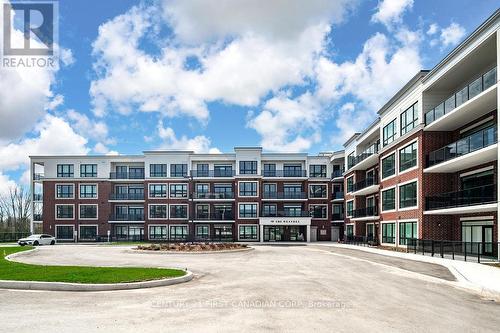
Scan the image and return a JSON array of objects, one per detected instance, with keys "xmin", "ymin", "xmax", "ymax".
[{"xmin": 18, "ymin": 234, "xmax": 56, "ymax": 246}]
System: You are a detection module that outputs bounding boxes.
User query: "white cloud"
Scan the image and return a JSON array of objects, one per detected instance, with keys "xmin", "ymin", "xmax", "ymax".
[
  {"xmin": 427, "ymin": 23, "xmax": 438, "ymax": 35},
  {"xmin": 157, "ymin": 121, "xmax": 220, "ymax": 153},
  {"xmin": 440, "ymin": 22, "xmax": 466, "ymax": 48},
  {"xmin": 0, "ymin": 172, "xmax": 17, "ymax": 196},
  {"xmin": 66, "ymin": 110, "xmax": 111, "ymax": 143},
  {"xmin": 371, "ymin": 0, "xmax": 413, "ymax": 28}
]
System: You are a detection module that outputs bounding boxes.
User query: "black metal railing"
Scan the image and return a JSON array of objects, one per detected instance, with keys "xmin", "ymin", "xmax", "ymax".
[
  {"xmin": 260, "ymin": 210, "xmax": 310, "ymax": 217},
  {"xmin": 190, "ymin": 170, "xmax": 235, "ymax": 177},
  {"xmin": 345, "ymin": 235, "xmax": 377, "ymax": 246},
  {"xmin": 331, "ymin": 169, "xmax": 344, "ymax": 178},
  {"xmin": 332, "ymin": 191, "xmax": 344, "ymax": 200},
  {"xmin": 407, "ymin": 238, "xmax": 498, "ymax": 263},
  {"xmin": 262, "ymin": 192, "xmax": 307, "ymax": 199},
  {"xmin": 110, "ymin": 172, "xmax": 145, "ymax": 180},
  {"xmin": 0, "ymin": 232, "xmax": 31, "ymax": 242},
  {"xmin": 109, "ymin": 193, "xmax": 145, "ymax": 200},
  {"xmin": 426, "ymin": 184, "xmax": 496, "ymax": 210},
  {"xmin": 33, "ymin": 193, "xmax": 43, "ymax": 201},
  {"xmin": 193, "ymin": 192, "xmax": 234, "ymax": 199},
  {"xmin": 425, "ymin": 67, "xmax": 497, "ymax": 125},
  {"xmin": 348, "ymin": 141, "xmax": 380, "ymax": 169},
  {"xmin": 352, "ymin": 206, "xmax": 378, "ymax": 218},
  {"xmin": 352, "ymin": 175, "xmax": 379, "ymax": 192},
  {"xmin": 109, "ymin": 214, "xmax": 144, "ymax": 221},
  {"xmin": 427, "ymin": 125, "xmax": 497, "ymax": 167},
  {"xmin": 263, "ymin": 170, "xmax": 307, "ymax": 177},
  {"xmin": 194, "ymin": 212, "xmax": 235, "ymax": 220},
  {"xmin": 33, "ymin": 214, "xmax": 43, "ymax": 221},
  {"xmin": 332, "ymin": 213, "xmax": 344, "ymax": 221}
]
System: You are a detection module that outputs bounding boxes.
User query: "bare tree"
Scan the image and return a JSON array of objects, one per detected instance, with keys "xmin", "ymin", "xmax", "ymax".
[{"xmin": 0, "ymin": 185, "xmax": 32, "ymax": 234}]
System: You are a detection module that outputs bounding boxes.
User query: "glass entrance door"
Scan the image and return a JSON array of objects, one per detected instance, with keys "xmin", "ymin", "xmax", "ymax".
[
  {"xmin": 264, "ymin": 226, "xmax": 284, "ymax": 241},
  {"xmin": 462, "ymin": 222, "xmax": 493, "ymax": 255}
]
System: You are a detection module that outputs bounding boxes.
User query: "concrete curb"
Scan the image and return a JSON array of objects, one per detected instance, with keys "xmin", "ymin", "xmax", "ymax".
[{"xmin": 129, "ymin": 246, "xmax": 254, "ymax": 255}]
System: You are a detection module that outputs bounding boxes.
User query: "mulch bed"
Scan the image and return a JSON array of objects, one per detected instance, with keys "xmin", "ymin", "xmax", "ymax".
[{"xmin": 137, "ymin": 242, "xmax": 248, "ymax": 252}]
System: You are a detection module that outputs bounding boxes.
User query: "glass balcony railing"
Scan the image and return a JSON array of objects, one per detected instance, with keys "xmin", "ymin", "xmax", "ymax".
[
  {"xmin": 109, "ymin": 214, "xmax": 144, "ymax": 221},
  {"xmin": 110, "ymin": 172, "xmax": 145, "ymax": 179},
  {"xmin": 331, "ymin": 169, "xmax": 344, "ymax": 178},
  {"xmin": 195, "ymin": 212, "xmax": 235, "ymax": 220},
  {"xmin": 109, "ymin": 193, "xmax": 145, "ymax": 200},
  {"xmin": 193, "ymin": 192, "xmax": 234, "ymax": 199},
  {"xmin": 33, "ymin": 173, "xmax": 44, "ymax": 180},
  {"xmin": 190, "ymin": 170, "xmax": 235, "ymax": 177},
  {"xmin": 425, "ymin": 184, "xmax": 496, "ymax": 210},
  {"xmin": 261, "ymin": 210, "xmax": 310, "ymax": 217},
  {"xmin": 353, "ymin": 175, "xmax": 379, "ymax": 192},
  {"xmin": 332, "ymin": 191, "xmax": 344, "ymax": 200},
  {"xmin": 348, "ymin": 141, "xmax": 380, "ymax": 169},
  {"xmin": 262, "ymin": 192, "xmax": 307, "ymax": 199},
  {"xmin": 425, "ymin": 67, "xmax": 497, "ymax": 126},
  {"xmin": 33, "ymin": 194, "xmax": 43, "ymax": 201},
  {"xmin": 427, "ymin": 125, "xmax": 497, "ymax": 167},
  {"xmin": 263, "ymin": 170, "xmax": 307, "ymax": 177},
  {"xmin": 352, "ymin": 206, "xmax": 378, "ymax": 218}
]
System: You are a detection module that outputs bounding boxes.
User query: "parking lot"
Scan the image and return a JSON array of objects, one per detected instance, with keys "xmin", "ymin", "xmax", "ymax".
[{"xmin": 0, "ymin": 244, "xmax": 499, "ymax": 332}]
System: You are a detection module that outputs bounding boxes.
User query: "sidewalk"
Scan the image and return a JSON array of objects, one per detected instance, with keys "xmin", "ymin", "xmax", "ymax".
[{"xmin": 313, "ymin": 242, "xmax": 500, "ymax": 299}]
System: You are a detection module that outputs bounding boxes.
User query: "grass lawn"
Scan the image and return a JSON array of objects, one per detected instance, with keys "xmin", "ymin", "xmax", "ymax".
[{"xmin": 0, "ymin": 247, "xmax": 186, "ymax": 284}]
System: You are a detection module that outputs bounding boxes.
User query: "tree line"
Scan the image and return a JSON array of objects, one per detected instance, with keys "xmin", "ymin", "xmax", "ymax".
[{"xmin": 0, "ymin": 186, "xmax": 31, "ymax": 234}]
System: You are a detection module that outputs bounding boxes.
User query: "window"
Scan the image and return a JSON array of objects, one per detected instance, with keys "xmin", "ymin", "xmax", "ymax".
[
  {"xmin": 309, "ymin": 184, "xmax": 327, "ymax": 198},
  {"xmin": 381, "ymin": 188, "xmax": 396, "ymax": 211},
  {"xmin": 381, "ymin": 153, "xmax": 395, "ymax": 179},
  {"xmin": 383, "ymin": 119, "xmax": 396, "ymax": 146},
  {"xmin": 149, "ymin": 184, "xmax": 167, "ymax": 198},
  {"xmin": 170, "ymin": 184, "xmax": 188, "ymax": 198},
  {"xmin": 150, "ymin": 226, "xmax": 167, "ymax": 240},
  {"xmin": 346, "ymin": 176, "xmax": 354, "ymax": 193},
  {"xmin": 79, "ymin": 184, "xmax": 97, "ymax": 199},
  {"xmin": 382, "ymin": 223, "xmax": 395, "ymax": 243},
  {"xmin": 309, "ymin": 165, "xmax": 327, "ymax": 177},
  {"xmin": 149, "ymin": 205, "xmax": 167, "ymax": 219},
  {"xmin": 56, "ymin": 184, "xmax": 74, "ymax": 199},
  {"xmin": 239, "ymin": 225, "xmax": 258, "ymax": 240},
  {"xmin": 263, "ymin": 163, "xmax": 276, "ymax": 177},
  {"xmin": 196, "ymin": 204, "xmax": 209, "ymax": 219},
  {"xmin": 196, "ymin": 184, "xmax": 209, "ymax": 196},
  {"xmin": 80, "ymin": 226, "xmax": 97, "ymax": 240},
  {"xmin": 170, "ymin": 226, "xmax": 188, "ymax": 240},
  {"xmin": 80, "ymin": 164, "xmax": 97, "ymax": 178},
  {"xmin": 214, "ymin": 184, "xmax": 233, "ymax": 196},
  {"xmin": 56, "ymin": 225, "xmax": 74, "ymax": 240},
  {"xmin": 262, "ymin": 204, "xmax": 277, "ymax": 217},
  {"xmin": 239, "ymin": 203, "xmax": 257, "ymax": 218},
  {"xmin": 214, "ymin": 165, "xmax": 233, "ymax": 177},
  {"xmin": 196, "ymin": 164, "xmax": 209, "ymax": 177},
  {"xmin": 128, "ymin": 167, "xmax": 144, "ymax": 179},
  {"xmin": 347, "ymin": 152, "xmax": 355, "ymax": 169},
  {"xmin": 170, "ymin": 205, "xmax": 188, "ymax": 219},
  {"xmin": 150, "ymin": 164, "xmax": 167, "ymax": 177},
  {"xmin": 56, "ymin": 205, "xmax": 74, "ymax": 219},
  {"xmin": 79, "ymin": 205, "xmax": 97, "ymax": 219},
  {"xmin": 399, "ymin": 181, "xmax": 417, "ymax": 209},
  {"xmin": 284, "ymin": 205, "xmax": 302, "ymax": 217},
  {"xmin": 196, "ymin": 225, "xmax": 209, "ymax": 239},
  {"xmin": 239, "ymin": 161, "xmax": 257, "ymax": 175},
  {"xmin": 57, "ymin": 164, "xmax": 74, "ymax": 178},
  {"xmin": 399, "ymin": 221, "xmax": 417, "ymax": 245},
  {"xmin": 399, "ymin": 142, "xmax": 417, "ymax": 172},
  {"xmin": 283, "ymin": 164, "xmax": 303, "ymax": 177},
  {"xmin": 239, "ymin": 182, "xmax": 257, "ymax": 196},
  {"xmin": 346, "ymin": 201, "xmax": 354, "ymax": 217},
  {"xmin": 332, "ymin": 204, "xmax": 343, "ymax": 220},
  {"xmin": 400, "ymin": 102, "xmax": 418, "ymax": 136},
  {"xmin": 346, "ymin": 225, "xmax": 353, "ymax": 237},
  {"xmin": 170, "ymin": 164, "xmax": 187, "ymax": 177},
  {"xmin": 263, "ymin": 183, "xmax": 276, "ymax": 194},
  {"xmin": 310, "ymin": 205, "xmax": 327, "ymax": 218}
]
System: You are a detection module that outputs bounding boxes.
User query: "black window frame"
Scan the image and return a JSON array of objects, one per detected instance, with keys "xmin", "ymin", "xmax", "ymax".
[
  {"xmin": 346, "ymin": 176, "xmax": 354, "ymax": 193},
  {"xmin": 170, "ymin": 184, "xmax": 188, "ymax": 198},
  {"xmin": 310, "ymin": 205, "xmax": 327, "ymax": 219},
  {"xmin": 79, "ymin": 184, "xmax": 97, "ymax": 198},
  {"xmin": 149, "ymin": 226, "xmax": 167, "ymax": 240},
  {"xmin": 79, "ymin": 204, "xmax": 97, "ymax": 219},
  {"xmin": 56, "ymin": 205, "xmax": 74, "ymax": 219},
  {"xmin": 309, "ymin": 165, "xmax": 327, "ymax": 178},
  {"xmin": 399, "ymin": 181, "xmax": 417, "ymax": 209},
  {"xmin": 382, "ymin": 119, "xmax": 397, "ymax": 146},
  {"xmin": 400, "ymin": 102, "xmax": 419, "ymax": 136},
  {"xmin": 56, "ymin": 184, "xmax": 74, "ymax": 198},
  {"xmin": 150, "ymin": 164, "xmax": 168, "ymax": 177},
  {"xmin": 346, "ymin": 201, "xmax": 354, "ymax": 217},
  {"xmin": 239, "ymin": 225, "xmax": 258, "ymax": 240},
  {"xmin": 381, "ymin": 188, "xmax": 396, "ymax": 211},
  {"xmin": 239, "ymin": 161, "xmax": 257, "ymax": 175},
  {"xmin": 381, "ymin": 153, "xmax": 395, "ymax": 179},
  {"xmin": 149, "ymin": 205, "xmax": 168, "ymax": 219},
  {"xmin": 170, "ymin": 164, "xmax": 188, "ymax": 178},
  {"xmin": 239, "ymin": 182, "xmax": 257, "ymax": 196},
  {"xmin": 149, "ymin": 184, "xmax": 167, "ymax": 198},
  {"xmin": 399, "ymin": 221, "xmax": 417, "ymax": 245},
  {"xmin": 170, "ymin": 205, "xmax": 188, "ymax": 219},
  {"xmin": 382, "ymin": 223, "xmax": 395, "ymax": 243},
  {"xmin": 57, "ymin": 164, "xmax": 74, "ymax": 178},
  {"xmin": 170, "ymin": 226, "xmax": 188, "ymax": 240},
  {"xmin": 239, "ymin": 203, "xmax": 257, "ymax": 218},
  {"xmin": 399, "ymin": 142, "xmax": 417, "ymax": 172},
  {"xmin": 80, "ymin": 164, "xmax": 97, "ymax": 178},
  {"xmin": 309, "ymin": 184, "xmax": 327, "ymax": 198}
]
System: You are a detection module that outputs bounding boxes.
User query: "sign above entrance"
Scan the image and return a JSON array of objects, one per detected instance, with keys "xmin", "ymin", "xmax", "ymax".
[{"xmin": 259, "ymin": 217, "xmax": 311, "ymax": 226}]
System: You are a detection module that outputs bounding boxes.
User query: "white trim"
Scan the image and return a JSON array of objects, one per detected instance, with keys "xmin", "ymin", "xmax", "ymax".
[
  {"xmin": 148, "ymin": 203, "xmax": 168, "ymax": 220},
  {"xmin": 78, "ymin": 204, "xmax": 98, "ymax": 220},
  {"xmin": 78, "ymin": 224, "xmax": 98, "ymax": 240},
  {"xmin": 460, "ymin": 215, "xmax": 494, "ymax": 221},
  {"xmin": 55, "ymin": 224, "xmax": 75, "ymax": 240},
  {"xmin": 169, "ymin": 203, "xmax": 189, "ymax": 220},
  {"xmin": 55, "ymin": 183, "xmax": 75, "ymax": 200},
  {"xmin": 308, "ymin": 183, "xmax": 328, "ymax": 199},
  {"xmin": 148, "ymin": 183, "xmax": 168, "ymax": 199},
  {"xmin": 460, "ymin": 165, "xmax": 494, "ymax": 178},
  {"xmin": 461, "ymin": 220, "xmax": 494, "ymax": 226},
  {"xmin": 398, "ymin": 178, "xmax": 419, "ymax": 211},
  {"xmin": 148, "ymin": 224, "xmax": 169, "ymax": 240},
  {"xmin": 78, "ymin": 183, "xmax": 98, "ymax": 200},
  {"xmin": 55, "ymin": 204, "xmax": 75, "ymax": 220},
  {"xmin": 237, "ymin": 180, "xmax": 259, "ymax": 198},
  {"xmin": 380, "ymin": 185, "xmax": 397, "ymax": 213},
  {"xmin": 309, "ymin": 204, "xmax": 328, "ymax": 220},
  {"xmin": 238, "ymin": 202, "xmax": 259, "ymax": 219},
  {"xmin": 345, "ymin": 223, "xmax": 355, "ymax": 236},
  {"xmin": 169, "ymin": 183, "xmax": 189, "ymax": 199},
  {"xmin": 397, "ymin": 139, "xmax": 419, "ymax": 176},
  {"xmin": 238, "ymin": 224, "xmax": 259, "ymax": 241}
]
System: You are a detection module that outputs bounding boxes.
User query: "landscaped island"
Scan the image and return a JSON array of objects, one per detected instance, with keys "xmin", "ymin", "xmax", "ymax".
[
  {"xmin": 1, "ymin": 247, "xmax": 186, "ymax": 284},
  {"xmin": 137, "ymin": 242, "xmax": 249, "ymax": 252}
]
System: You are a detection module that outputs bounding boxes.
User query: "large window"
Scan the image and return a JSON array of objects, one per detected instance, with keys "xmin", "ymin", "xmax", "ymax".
[
  {"xmin": 283, "ymin": 164, "xmax": 303, "ymax": 177},
  {"xmin": 382, "ymin": 223, "xmax": 395, "ymax": 243},
  {"xmin": 196, "ymin": 164, "xmax": 209, "ymax": 177},
  {"xmin": 150, "ymin": 164, "xmax": 167, "ymax": 177},
  {"xmin": 170, "ymin": 226, "xmax": 188, "ymax": 240},
  {"xmin": 149, "ymin": 226, "xmax": 167, "ymax": 240},
  {"xmin": 214, "ymin": 165, "xmax": 233, "ymax": 177},
  {"xmin": 239, "ymin": 225, "xmax": 258, "ymax": 240},
  {"xmin": 383, "ymin": 119, "xmax": 397, "ymax": 146},
  {"xmin": 239, "ymin": 182, "xmax": 258, "ymax": 196},
  {"xmin": 239, "ymin": 161, "xmax": 257, "ymax": 175},
  {"xmin": 57, "ymin": 164, "xmax": 74, "ymax": 178},
  {"xmin": 399, "ymin": 142, "xmax": 417, "ymax": 172},
  {"xmin": 80, "ymin": 226, "xmax": 97, "ymax": 240},
  {"xmin": 263, "ymin": 183, "xmax": 277, "ymax": 194},
  {"xmin": 399, "ymin": 181, "xmax": 417, "ymax": 209},
  {"xmin": 79, "ymin": 205, "xmax": 97, "ymax": 219},
  {"xmin": 381, "ymin": 188, "xmax": 396, "ymax": 211},
  {"xmin": 170, "ymin": 205, "xmax": 188, "ymax": 219},
  {"xmin": 80, "ymin": 164, "xmax": 97, "ymax": 178},
  {"xmin": 400, "ymin": 102, "xmax": 418, "ymax": 136},
  {"xmin": 56, "ymin": 225, "xmax": 74, "ymax": 240},
  {"xmin": 263, "ymin": 163, "xmax": 276, "ymax": 177},
  {"xmin": 332, "ymin": 204, "xmax": 343, "ymax": 220},
  {"xmin": 310, "ymin": 205, "xmax": 327, "ymax": 219},
  {"xmin": 346, "ymin": 176, "xmax": 354, "ymax": 193},
  {"xmin": 399, "ymin": 221, "xmax": 417, "ymax": 245},
  {"xmin": 196, "ymin": 204, "xmax": 209, "ymax": 219},
  {"xmin": 262, "ymin": 204, "xmax": 277, "ymax": 217},
  {"xmin": 239, "ymin": 203, "xmax": 257, "ymax": 218},
  {"xmin": 149, "ymin": 205, "xmax": 167, "ymax": 219},
  {"xmin": 381, "ymin": 153, "xmax": 395, "ymax": 179},
  {"xmin": 346, "ymin": 201, "xmax": 354, "ymax": 217},
  {"xmin": 170, "ymin": 164, "xmax": 187, "ymax": 177},
  {"xmin": 56, "ymin": 184, "xmax": 74, "ymax": 198},
  {"xmin": 196, "ymin": 225, "xmax": 209, "ymax": 239},
  {"xmin": 56, "ymin": 205, "xmax": 74, "ymax": 219},
  {"xmin": 79, "ymin": 184, "xmax": 97, "ymax": 199},
  {"xmin": 309, "ymin": 165, "xmax": 327, "ymax": 178},
  {"xmin": 309, "ymin": 184, "xmax": 327, "ymax": 198},
  {"xmin": 149, "ymin": 184, "xmax": 167, "ymax": 198},
  {"xmin": 346, "ymin": 225, "xmax": 353, "ymax": 237},
  {"xmin": 170, "ymin": 184, "xmax": 188, "ymax": 198}
]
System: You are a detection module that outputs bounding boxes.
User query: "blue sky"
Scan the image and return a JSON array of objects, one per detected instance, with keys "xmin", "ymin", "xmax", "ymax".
[{"xmin": 0, "ymin": 0, "xmax": 498, "ymax": 191}]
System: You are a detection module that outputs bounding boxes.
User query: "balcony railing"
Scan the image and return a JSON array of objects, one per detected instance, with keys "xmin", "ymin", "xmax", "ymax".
[
  {"xmin": 352, "ymin": 206, "xmax": 378, "ymax": 218},
  {"xmin": 425, "ymin": 184, "xmax": 496, "ymax": 211},
  {"xmin": 33, "ymin": 214, "xmax": 43, "ymax": 221},
  {"xmin": 332, "ymin": 213, "xmax": 344, "ymax": 220},
  {"xmin": 261, "ymin": 210, "xmax": 310, "ymax": 217},
  {"xmin": 109, "ymin": 214, "xmax": 144, "ymax": 221},
  {"xmin": 331, "ymin": 169, "xmax": 344, "ymax": 178},
  {"xmin": 193, "ymin": 192, "xmax": 234, "ymax": 199},
  {"xmin": 110, "ymin": 172, "xmax": 145, "ymax": 180},
  {"xmin": 33, "ymin": 193, "xmax": 43, "ymax": 201},
  {"xmin": 194, "ymin": 212, "xmax": 235, "ymax": 220},
  {"xmin": 353, "ymin": 175, "xmax": 379, "ymax": 192},
  {"xmin": 427, "ymin": 125, "xmax": 497, "ymax": 167},
  {"xmin": 262, "ymin": 192, "xmax": 307, "ymax": 199},
  {"xmin": 348, "ymin": 141, "xmax": 380, "ymax": 169},
  {"xmin": 263, "ymin": 170, "xmax": 307, "ymax": 177},
  {"xmin": 332, "ymin": 191, "xmax": 344, "ymax": 200},
  {"xmin": 33, "ymin": 173, "xmax": 44, "ymax": 180},
  {"xmin": 109, "ymin": 193, "xmax": 145, "ymax": 200},
  {"xmin": 425, "ymin": 67, "xmax": 497, "ymax": 126},
  {"xmin": 190, "ymin": 170, "xmax": 235, "ymax": 177}
]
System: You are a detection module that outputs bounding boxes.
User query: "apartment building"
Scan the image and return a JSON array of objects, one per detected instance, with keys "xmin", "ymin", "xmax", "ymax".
[
  {"xmin": 30, "ymin": 148, "xmax": 345, "ymax": 243},
  {"xmin": 343, "ymin": 9, "xmax": 499, "ymax": 258}
]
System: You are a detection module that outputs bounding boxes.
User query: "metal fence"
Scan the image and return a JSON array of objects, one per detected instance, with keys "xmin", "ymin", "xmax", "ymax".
[
  {"xmin": 344, "ymin": 235, "xmax": 377, "ymax": 246},
  {"xmin": 406, "ymin": 239, "xmax": 498, "ymax": 263}
]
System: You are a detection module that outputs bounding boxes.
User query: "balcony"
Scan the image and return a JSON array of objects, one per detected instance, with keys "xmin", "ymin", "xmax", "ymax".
[
  {"xmin": 33, "ymin": 193, "xmax": 43, "ymax": 201},
  {"xmin": 424, "ymin": 67, "xmax": 497, "ymax": 131},
  {"xmin": 263, "ymin": 170, "xmax": 307, "ymax": 178},
  {"xmin": 262, "ymin": 192, "xmax": 307, "ymax": 200},
  {"xmin": 190, "ymin": 170, "xmax": 235, "ymax": 177},
  {"xmin": 424, "ymin": 184, "xmax": 497, "ymax": 215},
  {"xmin": 425, "ymin": 125, "xmax": 497, "ymax": 173},
  {"xmin": 331, "ymin": 169, "xmax": 344, "ymax": 179},
  {"xmin": 110, "ymin": 172, "xmax": 145, "ymax": 180},
  {"xmin": 109, "ymin": 214, "xmax": 144, "ymax": 221},
  {"xmin": 33, "ymin": 173, "xmax": 44, "ymax": 180},
  {"xmin": 33, "ymin": 214, "xmax": 43, "ymax": 221},
  {"xmin": 351, "ymin": 207, "xmax": 378, "ymax": 221},
  {"xmin": 194, "ymin": 212, "xmax": 235, "ymax": 221},
  {"xmin": 109, "ymin": 193, "xmax": 145, "ymax": 201},
  {"xmin": 332, "ymin": 213, "xmax": 344, "ymax": 221},
  {"xmin": 260, "ymin": 211, "xmax": 310, "ymax": 217},
  {"xmin": 352, "ymin": 175, "xmax": 379, "ymax": 196},
  {"xmin": 193, "ymin": 192, "xmax": 234, "ymax": 199},
  {"xmin": 332, "ymin": 192, "xmax": 344, "ymax": 201},
  {"xmin": 348, "ymin": 141, "xmax": 380, "ymax": 171}
]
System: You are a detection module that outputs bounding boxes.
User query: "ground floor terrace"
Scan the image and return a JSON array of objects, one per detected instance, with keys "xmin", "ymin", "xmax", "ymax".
[{"xmin": 1, "ymin": 244, "xmax": 499, "ymax": 332}]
